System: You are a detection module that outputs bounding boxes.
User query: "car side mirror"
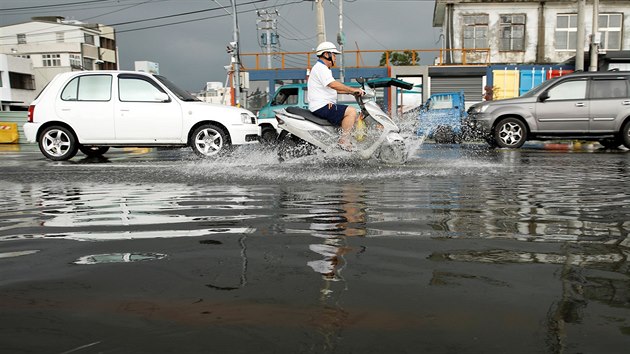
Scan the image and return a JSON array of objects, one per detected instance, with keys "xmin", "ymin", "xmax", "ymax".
[
  {"xmin": 538, "ymin": 91, "xmax": 549, "ymax": 102},
  {"xmin": 155, "ymin": 92, "xmax": 170, "ymax": 102}
]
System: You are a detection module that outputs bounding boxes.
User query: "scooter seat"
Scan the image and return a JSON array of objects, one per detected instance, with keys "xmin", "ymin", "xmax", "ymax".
[{"xmin": 286, "ymin": 106, "xmax": 333, "ymax": 126}]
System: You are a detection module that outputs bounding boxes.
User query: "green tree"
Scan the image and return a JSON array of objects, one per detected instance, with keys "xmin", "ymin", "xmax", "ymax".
[{"xmin": 379, "ymin": 50, "xmax": 419, "ymax": 66}]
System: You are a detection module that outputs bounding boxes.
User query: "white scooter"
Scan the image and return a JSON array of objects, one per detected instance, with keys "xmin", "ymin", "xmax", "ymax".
[{"xmin": 274, "ymin": 78, "xmax": 412, "ymax": 164}]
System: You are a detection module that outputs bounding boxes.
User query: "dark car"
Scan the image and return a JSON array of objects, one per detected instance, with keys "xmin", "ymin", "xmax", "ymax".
[{"xmin": 466, "ymin": 71, "xmax": 630, "ymax": 149}]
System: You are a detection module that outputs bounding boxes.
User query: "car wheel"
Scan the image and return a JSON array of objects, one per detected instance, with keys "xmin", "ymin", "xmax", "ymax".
[
  {"xmin": 260, "ymin": 126, "xmax": 278, "ymax": 145},
  {"xmin": 494, "ymin": 118, "xmax": 527, "ymax": 148},
  {"xmin": 433, "ymin": 126, "xmax": 456, "ymax": 144},
  {"xmin": 79, "ymin": 145, "xmax": 110, "ymax": 157},
  {"xmin": 190, "ymin": 124, "xmax": 230, "ymax": 157},
  {"xmin": 38, "ymin": 126, "xmax": 78, "ymax": 161},
  {"xmin": 622, "ymin": 120, "xmax": 630, "ymax": 149}
]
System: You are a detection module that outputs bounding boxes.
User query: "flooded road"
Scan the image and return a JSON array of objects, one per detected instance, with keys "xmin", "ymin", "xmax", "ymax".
[{"xmin": 1, "ymin": 144, "xmax": 629, "ymax": 353}]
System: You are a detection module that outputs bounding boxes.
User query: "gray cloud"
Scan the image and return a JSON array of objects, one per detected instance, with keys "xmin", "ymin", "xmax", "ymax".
[{"xmin": 1, "ymin": 0, "xmax": 439, "ymax": 91}]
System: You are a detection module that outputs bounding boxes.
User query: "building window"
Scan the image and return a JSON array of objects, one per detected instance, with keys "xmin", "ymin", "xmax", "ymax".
[
  {"xmin": 463, "ymin": 15, "xmax": 488, "ymax": 49},
  {"xmin": 9, "ymin": 72, "xmax": 35, "ymax": 90},
  {"xmin": 84, "ymin": 33, "xmax": 95, "ymax": 45},
  {"xmin": 499, "ymin": 14, "xmax": 526, "ymax": 51},
  {"xmin": 70, "ymin": 54, "xmax": 81, "ymax": 68},
  {"xmin": 17, "ymin": 34, "xmax": 26, "ymax": 44},
  {"xmin": 42, "ymin": 54, "xmax": 61, "ymax": 67},
  {"xmin": 555, "ymin": 14, "xmax": 577, "ymax": 50},
  {"xmin": 83, "ymin": 58, "xmax": 94, "ymax": 70},
  {"xmin": 56, "ymin": 32, "xmax": 64, "ymax": 43},
  {"xmin": 599, "ymin": 13, "xmax": 622, "ymax": 50}
]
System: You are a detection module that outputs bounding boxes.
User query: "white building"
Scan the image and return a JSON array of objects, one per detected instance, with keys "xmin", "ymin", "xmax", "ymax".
[
  {"xmin": 135, "ymin": 61, "xmax": 159, "ymax": 74},
  {"xmin": 0, "ymin": 16, "xmax": 117, "ymax": 96},
  {"xmin": 0, "ymin": 54, "xmax": 36, "ymax": 111},
  {"xmin": 194, "ymin": 82, "xmax": 232, "ymax": 105},
  {"xmin": 433, "ymin": 0, "xmax": 630, "ymax": 65}
]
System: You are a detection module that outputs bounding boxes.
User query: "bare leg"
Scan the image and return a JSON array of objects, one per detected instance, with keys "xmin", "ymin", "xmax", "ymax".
[{"xmin": 339, "ymin": 106, "xmax": 358, "ymax": 146}]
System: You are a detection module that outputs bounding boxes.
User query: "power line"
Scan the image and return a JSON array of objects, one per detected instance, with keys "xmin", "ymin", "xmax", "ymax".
[{"xmin": 1, "ymin": 0, "xmax": 113, "ymax": 11}]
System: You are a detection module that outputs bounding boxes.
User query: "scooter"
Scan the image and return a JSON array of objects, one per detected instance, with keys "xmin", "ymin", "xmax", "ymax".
[{"xmin": 274, "ymin": 77, "xmax": 412, "ymax": 164}]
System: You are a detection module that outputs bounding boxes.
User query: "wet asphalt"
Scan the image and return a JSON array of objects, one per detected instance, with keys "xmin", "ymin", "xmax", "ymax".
[{"xmin": 1, "ymin": 143, "xmax": 629, "ymax": 353}]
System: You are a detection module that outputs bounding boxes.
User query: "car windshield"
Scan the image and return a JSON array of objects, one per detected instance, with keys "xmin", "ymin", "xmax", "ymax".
[
  {"xmin": 154, "ymin": 75, "xmax": 200, "ymax": 101},
  {"xmin": 520, "ymin": 77, "xmax": 560, "ymax": 98}
]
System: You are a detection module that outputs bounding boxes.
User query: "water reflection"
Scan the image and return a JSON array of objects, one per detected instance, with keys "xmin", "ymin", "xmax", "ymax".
[
  {"xmin": 73, "ymin": 252, "xmax": 167, "ymax": 264},
  {"xmin": 0, "ymin": 182, "xmax": 260, "ymax": 241},
  {"xmin": 430, "ymin": 240, "xmax": 630, "ymax": 353}
]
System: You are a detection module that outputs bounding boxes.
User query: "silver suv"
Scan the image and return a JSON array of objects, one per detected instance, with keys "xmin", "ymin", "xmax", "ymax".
[{"xmin": 467, "ymin": 71, "xmax": 630, "ymax": 149}]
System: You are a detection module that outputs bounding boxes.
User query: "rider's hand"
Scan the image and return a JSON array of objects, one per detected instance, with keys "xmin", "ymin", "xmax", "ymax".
[{"xmin": 354, "ymin": 88, "xmax": 365, "ymax": 97}]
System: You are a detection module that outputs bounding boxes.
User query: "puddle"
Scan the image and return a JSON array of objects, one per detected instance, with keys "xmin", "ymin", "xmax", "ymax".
[{"xmin": 73, "ymin": 252, "xmax": 167, "ymax": 265}]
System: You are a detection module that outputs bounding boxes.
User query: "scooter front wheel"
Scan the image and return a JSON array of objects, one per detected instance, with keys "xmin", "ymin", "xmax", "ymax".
[{"xmin": 378, "ymin": 141, "xmax": 407, "ymax": 164}]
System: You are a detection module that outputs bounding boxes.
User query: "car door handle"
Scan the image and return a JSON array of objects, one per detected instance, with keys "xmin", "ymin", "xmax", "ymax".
[
  {"xmin": 120, "ymin": 109, "xmax": 130, "ymax": 112},
  {"xmin": 623, "ymin": 100, "xmax": 630, "ymax": 105},
  {"xmin": 575, "ymin": 102, "xmax": 585, "ymax": 107}
]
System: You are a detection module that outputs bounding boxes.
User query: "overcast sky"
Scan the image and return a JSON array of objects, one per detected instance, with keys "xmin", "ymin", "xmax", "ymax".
[{"xmin": 1, "ymin": 0, "xmax": 440, "ymax": 91}]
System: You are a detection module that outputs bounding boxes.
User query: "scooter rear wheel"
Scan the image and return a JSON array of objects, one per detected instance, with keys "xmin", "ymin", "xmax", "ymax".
[{"xmin": 277, "ymin": 133, "xmax": 315, "ymax": 162}]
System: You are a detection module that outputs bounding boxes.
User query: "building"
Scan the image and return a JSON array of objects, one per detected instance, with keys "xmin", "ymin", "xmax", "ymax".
[
  {"xmin": 433, "ymin": 0, "xmax": 630, "ymax": 65},
  {"xmin": 134, "ymin": 61, "xmax": 160, "ymax": 74},
  {"xmin": 0, "ymin": 54, "xmax": 36, "ymax": 111},
  {"xmin": 194, "ymin": 82, "xmax": 231, "ymax": 105},
  {"xmin": 0, "ymin": 16, "xmax": 118, "ymax": 97}
]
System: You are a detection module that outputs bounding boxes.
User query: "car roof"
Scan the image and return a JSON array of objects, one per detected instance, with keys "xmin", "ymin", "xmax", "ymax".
[{"xmin": 565, "ymin": 70, "xmax": 630, "ymax": 78}]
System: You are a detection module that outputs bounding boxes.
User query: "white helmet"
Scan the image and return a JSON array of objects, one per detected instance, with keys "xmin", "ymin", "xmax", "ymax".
[{"xmin": 315, "ymin": 41, "xmax": 341, "ymax": 56}]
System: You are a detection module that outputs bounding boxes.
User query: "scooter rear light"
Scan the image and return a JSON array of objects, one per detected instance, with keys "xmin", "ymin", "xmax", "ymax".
[
  {"xmin": 27, "ymin": 105, "xmax": 35, "ymax": 122},
  {"xmin": 276, "ymin": 117, "xmax": 285, "ymax": 125}
]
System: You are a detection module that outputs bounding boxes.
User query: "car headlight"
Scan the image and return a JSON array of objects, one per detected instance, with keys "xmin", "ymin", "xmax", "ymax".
[
  {"xmin": 241, "ymin": 113, "xmax": 255, "ymax": 124},
  {"xmin": 470, "ymin": 104, "xmax": 489, "ymax": 114}
]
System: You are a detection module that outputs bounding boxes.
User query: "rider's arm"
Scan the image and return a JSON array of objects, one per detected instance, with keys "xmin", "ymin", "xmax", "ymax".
[{"xmin": 328, "ymin": 81, "xmax": 364, "ymax": 96}]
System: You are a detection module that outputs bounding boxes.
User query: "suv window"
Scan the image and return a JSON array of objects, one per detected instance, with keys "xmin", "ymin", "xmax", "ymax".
[
  {"xmin": 546, "ymin": 79, "xmax": 587, "ymax": 101},
  {"xmin": 119, "ymin": 76, "xmax": 167, "ymax": 102},
  {"xmin": 590, "ymin": 77, "xmax": 629, "ymax": 99},
  {"xmin": 61, "ymin": 75, "xmax": 112, "ymax": 101}
]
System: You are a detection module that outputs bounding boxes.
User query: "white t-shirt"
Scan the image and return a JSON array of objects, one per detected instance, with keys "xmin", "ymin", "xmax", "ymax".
[{"xmin": 308, "ymin": 60, "xmax": 337, "ymax": 112}]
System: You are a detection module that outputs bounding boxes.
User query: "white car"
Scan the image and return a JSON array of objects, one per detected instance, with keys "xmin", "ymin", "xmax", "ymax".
[{"xmin": 24, "ymin": 71, "xmax": 260, "ymax": 160}]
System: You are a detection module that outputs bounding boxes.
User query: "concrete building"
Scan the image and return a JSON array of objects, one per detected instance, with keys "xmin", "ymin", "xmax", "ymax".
[
  {"xmin": 194, "ymin": 82, "xmax": 231, "ymax": 105},
  {"xmin": 0, "ymin": 54, "xmax": 36, "ymax": 111},
  {"xmin": 134, "ymin": 61, "xmax": 160, "ymax": 74},
  {"xmin": 0, "ymin": 16, "xmax": 117, "ymax": 96},
  {"xmin": 433, "ymin": 0, "xmax": 630, "ymax": 65}
]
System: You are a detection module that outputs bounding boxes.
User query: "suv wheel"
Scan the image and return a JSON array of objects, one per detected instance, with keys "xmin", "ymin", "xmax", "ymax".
[
  {"xmin": 190, "ymin": 124, "xmax": 230, "ymax": 157},
  {"xmin": 494, "ymin": 118, "xmax": 527, "ymax": 148},
  {"xmin": 39, "ymin": 126, "xmax": 78, "ymax": 161},
  {"xmin": 622, "ymin": 120, "xmax": 630, "ymax": 149},
  {"xmin": 598, "ymin": 137, "xmax": 622, "ymax": 149}
]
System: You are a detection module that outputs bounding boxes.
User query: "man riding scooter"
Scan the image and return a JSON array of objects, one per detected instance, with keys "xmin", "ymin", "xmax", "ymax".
[{"xmin": 308, "ymin": 41, "xmax": 364, "ymax": 150}]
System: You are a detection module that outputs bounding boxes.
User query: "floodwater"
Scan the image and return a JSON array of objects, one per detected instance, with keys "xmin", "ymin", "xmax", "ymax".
[{"xmin": 1, "ymin": 143, "xmax": 629, "ymax": 353}]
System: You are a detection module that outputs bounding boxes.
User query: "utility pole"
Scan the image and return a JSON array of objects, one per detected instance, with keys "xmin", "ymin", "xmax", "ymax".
[
  {"xmin": 315, "ymin": 0, "xmax": 326, "ymax": 45},
  {"xmin": 589, "ymin": 0, "xmax": 600, "ymax": 72},
  {"xmin": 231, "ymin": 0, "xmax": 241, "ymax": 106},
  {"xmin": 257, "ymin": 9, "xmax": 278, "ymax": 69},
  {"xmin": 338, "ymin": 0, "xmax": 345, "ymax": 82},
  {"xmin": 576, "ymin": 0, "xmax": 585, "ymax": 71}
]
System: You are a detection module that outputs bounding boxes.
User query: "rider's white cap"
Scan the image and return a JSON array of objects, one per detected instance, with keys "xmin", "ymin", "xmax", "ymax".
[{"xmin": 315, "ymin": 41, "xmax": 341, "ymax": 56}]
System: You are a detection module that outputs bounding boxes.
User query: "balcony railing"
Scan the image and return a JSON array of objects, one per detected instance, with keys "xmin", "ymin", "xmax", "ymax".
[{"xmin": 239, "ymin": 48, "xmax": 491, "ymax": 70}]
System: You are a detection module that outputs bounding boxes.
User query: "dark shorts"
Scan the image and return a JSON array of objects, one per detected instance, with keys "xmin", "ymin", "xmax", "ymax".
[{"xmin": 312, "ymin": 103, "xmax": 348, "ymax": 126}]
